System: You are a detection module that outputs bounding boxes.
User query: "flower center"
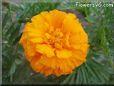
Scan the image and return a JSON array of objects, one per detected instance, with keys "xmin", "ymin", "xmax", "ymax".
[{"xmin": 44, "ymin": 26, "xmax": 63, "ymax": 49}]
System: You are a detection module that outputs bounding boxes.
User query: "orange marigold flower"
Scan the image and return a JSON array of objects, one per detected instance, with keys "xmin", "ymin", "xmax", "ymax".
[{"xmin": 19, "ymin": 10, "xmax": 89, "ymax": 76}]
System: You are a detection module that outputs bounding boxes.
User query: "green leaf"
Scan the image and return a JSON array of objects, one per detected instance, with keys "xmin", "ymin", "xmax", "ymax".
[
  {"xmin": 9, "ymin": 63, "xmax": 16, "ymax": 76},
  {"xmin": 61, "ymin": 74, "xmax": 73, "ymax": 84},
  {"xmin": 62, "ymin": 59, "xmax": 110, "ymax": 84},
  {"xmin": 85, "ymin": 16, "xmax": 96, "ymax": 23}
]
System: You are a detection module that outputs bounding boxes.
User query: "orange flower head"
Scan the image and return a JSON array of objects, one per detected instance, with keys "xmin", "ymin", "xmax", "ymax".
[{"xmin": 19, "ymin": 10, "xmax": 89, "ymax": 76}]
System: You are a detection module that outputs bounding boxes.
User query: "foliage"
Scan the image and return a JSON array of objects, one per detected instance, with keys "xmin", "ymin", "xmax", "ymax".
[{"xmin": 2, "ymin": 0, "xmax": 114, "ymax": 85}]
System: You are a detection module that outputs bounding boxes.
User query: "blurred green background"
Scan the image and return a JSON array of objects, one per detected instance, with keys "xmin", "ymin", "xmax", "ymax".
[{"xmin": 2, "ymin": 0, "xmax": 114, "ymax": 85}]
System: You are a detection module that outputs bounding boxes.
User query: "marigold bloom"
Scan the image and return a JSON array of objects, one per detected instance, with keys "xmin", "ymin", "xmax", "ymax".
[{"xmin": 19, "ymin": 10, "xmax": 89, "ymax": 76}]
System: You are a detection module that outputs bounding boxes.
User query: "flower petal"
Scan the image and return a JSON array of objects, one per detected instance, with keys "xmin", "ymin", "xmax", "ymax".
[
  {"xmin": 36, "ymin": 44, "xmax": 55, "ymax": 57},
  {"xmin": 56, "ymin": 49, "xmax": 72, "ymax": 58}
]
